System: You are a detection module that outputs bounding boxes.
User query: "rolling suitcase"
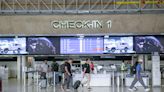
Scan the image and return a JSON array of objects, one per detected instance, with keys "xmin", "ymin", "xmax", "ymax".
[
  {"xmin": 73, "ymin": 80, "xmax": 81, "ymax": 89},
  {"xmin": 39, "ymin": 79, "xmax": 47, "ymax": 89}
]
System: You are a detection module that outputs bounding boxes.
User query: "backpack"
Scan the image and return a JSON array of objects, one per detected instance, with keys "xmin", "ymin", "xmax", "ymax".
[
  {"xmin": 82, "ymin": 64, "xmax": 85, "ymax": 71},
  {"xmin": 130, "ymin": 65, "xmax": 136, "ymax": 75},
  {"xmin": 60, "ymin": 63, "xmax": 65, "ymax": 73},
  {"xmin": 51, "ymin": 62, "xmax": 59, "ymax": 72}
]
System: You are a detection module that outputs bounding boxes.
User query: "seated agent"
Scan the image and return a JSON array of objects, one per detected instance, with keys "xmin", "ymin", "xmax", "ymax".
[{"xmin": 128, "ymin": 59, "xmax": 150, "ymax": 92}]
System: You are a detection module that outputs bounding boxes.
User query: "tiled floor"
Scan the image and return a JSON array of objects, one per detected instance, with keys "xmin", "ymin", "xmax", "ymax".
[{"xmin": 1, "ymin": 79, "xmax": 164, "ymax": 92}]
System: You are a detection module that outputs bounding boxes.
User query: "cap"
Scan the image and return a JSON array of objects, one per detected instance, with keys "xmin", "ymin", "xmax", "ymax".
[{"xmin": 138, "ymin": 59, "xmax": 143, "ymax": 62}]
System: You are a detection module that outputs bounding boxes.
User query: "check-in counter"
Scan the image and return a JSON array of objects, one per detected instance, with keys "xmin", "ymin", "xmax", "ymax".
[
  {"xmin": 125, "ymin": 74, "xmax": 149, "ymax": 87},
  {"xmin": 73, "ymin": 73, "xmax": 112, "ymax": 86}
]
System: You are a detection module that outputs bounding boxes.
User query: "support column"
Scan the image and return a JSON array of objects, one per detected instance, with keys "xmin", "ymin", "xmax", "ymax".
[
  {"xmin": 152, "ymin": 52, "xmax": 161, "ymax": 86},
  {"xmin": 17, "ymin": 56, "xmax": 21, "ymax": 80},
  {"xmin": 17, "ymin": 56, "xmax": 26, "ymax": 80},
  {"xmin": 21, "ymin": 56, "xmax": 26, "ymax": 80},
  {"xmin": 144, "ymin": 55, "xmax": 149, "ymax": 70}
]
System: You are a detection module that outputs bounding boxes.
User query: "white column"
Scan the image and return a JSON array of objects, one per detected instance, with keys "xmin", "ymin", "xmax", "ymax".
[
  {"xmin": 144, "ymin": 55, "xmax": 149, "ymax": 70},
  {"xmin": 152, "ymin": 52, "xmax": 161, "ymax": 86},
  {"xmin": 21, "ymin": 56, "xmax": 26, "ymax": 80},
  {"xmin": 17, "ymin": 56, "xmax": 21, "ymax": 80},
  {"xmin": 17, "ymin": 56, "xmax": 26, "ymax": 80}
]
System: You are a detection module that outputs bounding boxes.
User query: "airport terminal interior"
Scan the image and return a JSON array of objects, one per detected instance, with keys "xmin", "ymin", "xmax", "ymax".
[{"xmin": 0, "ymin": 0, "xmax": 164, "ymax": 92}]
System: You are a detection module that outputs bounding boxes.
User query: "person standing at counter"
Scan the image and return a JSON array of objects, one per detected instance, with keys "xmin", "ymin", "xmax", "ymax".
[
  {"xmin": 40, "ymin": 60, "xmax": 48, "ymax": 79},
  {"xmin": 82, "ymin": 58, "xmax": 91, "ymax": 89},
  {"xmin": 51, "ymin": 60, "xmax": 59, "ymax": 85},
  {"xmin": 128, "ymin": 59, "xmax": 150, "ymax": 92},
  {"xmin": 121, "ymin": 60, "xmax": 127, "ymax": 86},
  {"xmin": 121, "ymin": 60, "xmax": 127, "ymax": 71},
  {"xmin": 90, "ymin": 62, "xmax": 94, "ymax": 73}
]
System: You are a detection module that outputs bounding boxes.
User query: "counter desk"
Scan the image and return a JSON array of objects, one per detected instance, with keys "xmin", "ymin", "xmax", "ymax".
[{"xmin": 73, "ymin": 73, "xmax": 112, "ymax": 86}]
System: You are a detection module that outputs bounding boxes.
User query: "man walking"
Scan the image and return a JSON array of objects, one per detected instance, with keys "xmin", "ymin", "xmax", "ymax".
[
  {"xmin": 82, "ymin": 58, "xmax": 91, "ymax": 89},
  {"xmin": 128, "ymin": 59, "xmax": 150, "ymax": 92},
  {"xmin": 61, "ymin": 58, "xmax": 73, "ymax": 91}
]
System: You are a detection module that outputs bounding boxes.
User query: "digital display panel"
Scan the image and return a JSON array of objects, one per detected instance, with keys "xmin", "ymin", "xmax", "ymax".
[
  {"xmin": 60, "ymin": 37, "xmax": 103, "ymax": 54},
  {"xmin": 27, "ymin": 37, "xmax": 60, "ymax": 55},
  {"xmin": 0, "ymin": 37, "xmax": 27, "ymax": 54},
  {"xmin": 104, "ymin": 36, "xmax": 134, "ymax": 53},
  {"xmin": 135, "ymin": 36, "xmax": 164, "ymax": 53}
]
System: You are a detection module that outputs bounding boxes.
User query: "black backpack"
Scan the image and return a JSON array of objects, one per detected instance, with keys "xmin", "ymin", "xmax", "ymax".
[
  {"xmin": 51, "ymin": 62, "xmax": 59, "ymax": 72},
  {"xmin": 82, "ymin": 64, "xmax": 85, "ymax": 71},
  {"xmin": 131, "ymin": 64, "xmax": 137, "ymax": 75},
  {"xmin": 60, "ymin": 63, "xmax": 65, "ymax": 73}
]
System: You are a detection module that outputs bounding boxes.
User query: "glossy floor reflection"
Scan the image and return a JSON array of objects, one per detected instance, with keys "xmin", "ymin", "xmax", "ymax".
[{"xmin": 2, "ymin": 79, "xmax": 164, "ymax": 92}]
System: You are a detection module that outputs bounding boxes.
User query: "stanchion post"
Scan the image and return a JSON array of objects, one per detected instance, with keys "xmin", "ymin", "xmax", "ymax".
[{"xmin": 54, "ymin": 72, "xmax": 56, "ymax": 87}]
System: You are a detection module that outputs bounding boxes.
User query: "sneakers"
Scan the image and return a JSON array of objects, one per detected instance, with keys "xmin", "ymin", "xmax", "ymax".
[
  {"xmin": 128, "ymin": 88, "xmax": 133, "ymax": 92},
  {"xmin": 66, "ymin": 89, "xmax": 71, "ymax": 91},
  {"xmin": 129, "ymin": 87, "xmax": 150, "ymax": 92},
  {"xmin": 133, "ymin": 87, "xmax": 138, "ymax": 91},
  {"xmin": 81, "ymin": 84, "xmax": 84, "ymax": 87},
  {"xmin": 145, "ymin": 88, "xmax": 150, "ymax": 92}
]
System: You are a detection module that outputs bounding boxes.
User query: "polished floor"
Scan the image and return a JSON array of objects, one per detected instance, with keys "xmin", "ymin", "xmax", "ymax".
[{"xmin": 2, "ymin": 79, "xmax": 164, "ymax": 92}]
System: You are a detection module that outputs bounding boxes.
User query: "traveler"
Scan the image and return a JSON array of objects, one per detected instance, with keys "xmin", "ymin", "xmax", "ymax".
[
  {"xmin": 40, "ymin": 60, "xmax": 48, "ymax": 79},
  {"xmin": 120, "ymin": 60, "xmax": 127, "ymax": 86},
  {"xmin": 61, "ymin": 58, "xmax": 73, "ymax": 91},
  {"xmin": 47, "ymin": 65, "xmax": 53, "ymax": 86},
  {"xmin": 51, "ymin": 60, "xmax": 59, "ymax": 85},
  {"xmin": 121, "ymin": 60, "xmax": 127, "ymax": 71},
  {"xmin": 128, "ymin": 59, "xmax": 150, "ymax": 92},
  {"xmin": 82, "ymin": 58, "xmax": 91, "ymax": 89},
  {"xmin": 90, "ymin": 62, "xmax": 94, "ymax": 73}
]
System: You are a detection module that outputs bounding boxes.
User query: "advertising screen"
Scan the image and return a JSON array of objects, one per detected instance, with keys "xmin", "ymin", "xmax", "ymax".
[
  {"xmin": 27, "ymin": 37, "xmax": 60, "ymax": 55},
  {"xmin": 135, "ymin": 36, "xmax": 164, "ymax": 53},
  {"xmin": 104, "ymin": 36, "xmax": 134, "ymax": 53},
  {"xmin": 60, "ymin": 37, "xmax": 104, "ymax": 54},
  {"xmin": 0, "ymin": 37, "xmax": 27, "ymax": 54}
]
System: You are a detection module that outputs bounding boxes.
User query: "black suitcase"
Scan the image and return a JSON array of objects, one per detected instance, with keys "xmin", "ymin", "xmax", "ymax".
[{"xmin": 73, "ymin": 80, "xmax": 81, "ymax": 89}]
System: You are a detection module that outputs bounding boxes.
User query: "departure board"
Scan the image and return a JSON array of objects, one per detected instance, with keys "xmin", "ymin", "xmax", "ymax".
[{"xmin": 60, "ymin": 37, "xmax": 104, "ymax": 54}]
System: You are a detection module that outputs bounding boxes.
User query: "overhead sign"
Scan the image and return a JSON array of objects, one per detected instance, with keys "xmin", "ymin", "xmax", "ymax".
[{"xmin": 51, "ymin": 20, "xmax": 112, "ymax": 29}]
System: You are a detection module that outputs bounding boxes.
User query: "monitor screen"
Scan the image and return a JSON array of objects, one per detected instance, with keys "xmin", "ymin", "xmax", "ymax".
[
  {"xmin": 0, "ymin": 37, "xmax": 27, "ymax": 54},
  {"xmin": 60, "ymin": 37, "xmax": 104, "ymax": 54},
  {"xmin": 134, "ymin": 36, "xmax": 164, "ymax": 53},
  {"xmin": 104, "ymin": 36, "xmax": 134, "ymax": 53},
  {"xmin": 27, "ymin": 37, "xmax": 60, "ymax": 55}
]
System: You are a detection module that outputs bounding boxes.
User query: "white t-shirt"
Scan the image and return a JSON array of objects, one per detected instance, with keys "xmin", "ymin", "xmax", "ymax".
[{"xmin": 41, "ymin": 63, "xmax": 48, "ymax": 73}]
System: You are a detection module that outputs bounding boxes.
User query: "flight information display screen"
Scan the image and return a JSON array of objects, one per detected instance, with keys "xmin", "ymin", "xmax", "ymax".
[
  {"xmin": 60, "ymin": 37, "xmax": 104, "ymax": 54},
  {"xmin": 134, "ymin": 36, "xmax": 164, "ymax": 53},
  {"xmin": 27, "ymin": 37, "xmax": 60, "ymax": 55},
  {"xmin": 104, "ymin": 36, "xmax": 134, "ymax": 53},
  {"xmin": 0, "ymin": 37, "xmax": 27, "ymax": 54}
]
